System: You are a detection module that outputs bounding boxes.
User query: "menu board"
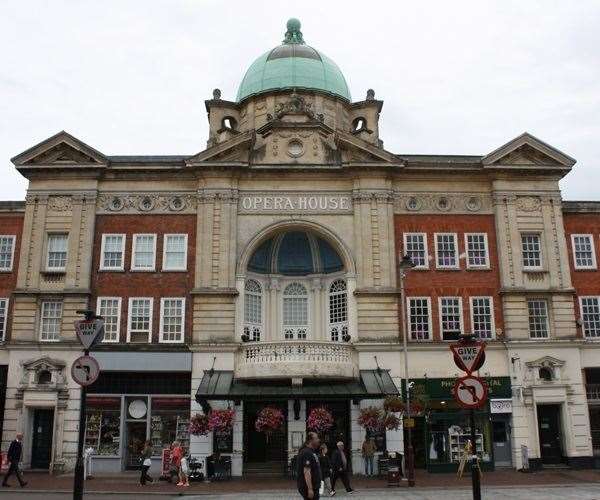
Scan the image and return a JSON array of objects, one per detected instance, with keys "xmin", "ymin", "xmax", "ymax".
[{"xmin": 213, "ymin": 428, "xmax": 233, "ymax": 453}]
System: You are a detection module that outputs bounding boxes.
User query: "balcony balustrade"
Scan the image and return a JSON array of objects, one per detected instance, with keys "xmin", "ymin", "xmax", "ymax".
[
  {"xmin": 586, "ymin": 384, "xmax": 600, "ymax": 402},
  {"xmin": 235, "ymin": 340, "xmax": 358, "ymax": 379}
]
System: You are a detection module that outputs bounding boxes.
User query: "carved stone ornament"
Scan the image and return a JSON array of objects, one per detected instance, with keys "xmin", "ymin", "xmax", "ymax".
[
  {"xmin": 465, "ymin": 196, "xmax": 482, "ymax": 212},
  {"xmin": 436, "ymin": 196, "xmax": 452, "ymax": 212},
  {"xmin": 517, "ymin": 196, "xmax": 542, "ymax": 212},
  {"xmin": 97, "ymin": 193, "xmax": 197, "ymax": 214},
  {"xmin": 274, "ymin": 93, "xmax": 315, "ymax": 120},
  {"xmin": 406, "ymin": 196, "xmax": 422, "ymax": 211},
  {"xmin": 48, "ymin": 196, "xmax": 72, "ymax": 212}
]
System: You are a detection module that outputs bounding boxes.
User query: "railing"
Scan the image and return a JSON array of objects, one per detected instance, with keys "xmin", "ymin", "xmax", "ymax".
[
  {"xmin": 586, "ymin": 384, "xmax": 600, "ymax": 401},
  {"xmin": 236, "ymin": 340, "xmax": 357, "ymax": 379}
]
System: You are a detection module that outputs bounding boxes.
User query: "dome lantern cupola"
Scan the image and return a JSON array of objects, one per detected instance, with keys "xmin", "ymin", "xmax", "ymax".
[{"xmin": 236, "ymin": 19, "xmax": 351, "ymax": 103}]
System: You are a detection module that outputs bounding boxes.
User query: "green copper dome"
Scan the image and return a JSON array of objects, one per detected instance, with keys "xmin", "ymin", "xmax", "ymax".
[{"xmin": 236, "ymin": 19, "xmax": 351, "ymax": 102}]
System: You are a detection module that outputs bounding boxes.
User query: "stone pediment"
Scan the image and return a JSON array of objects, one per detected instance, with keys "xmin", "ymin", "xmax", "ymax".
[
  {"xmin": 525, "ymin": 355, "xmax": 565, "ymax": 369},
  {"xmin": 186, "ymin": 131, "xmax": 254, "ymax": 164},
  {"xmin": 482, "ymin": 132, "xmax": 576, "ymax": 169},
  {"xmin": 336, "ymin": 132, "xmax": 403, "ymax": 165},
  {"xmin": 11, "ymin": 130, "xmax": 107, "ymax": 167}
]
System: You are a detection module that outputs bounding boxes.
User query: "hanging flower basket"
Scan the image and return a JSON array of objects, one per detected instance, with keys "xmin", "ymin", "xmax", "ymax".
[
  {"xmin": 307, "ymin": 406, "xmax": 334, "ymax": 433},
  {"xmin": 382, "ymin": 413, "xmax": 401, "ymax": 431},
  {"xmin": 189, "ymin": 413, "xmax": 211, "ymax": 436},
  {"xmin": 255, "ymin": 406, "xmax": 285, "ymax": 433},
  {"xmin": 357, "ymin": 406, "xmax": 383, "ymax": 432},
  {"xmin": 406, "ymin": 402, "xmax": 424, "ymax": 416},
  {"xmin": 383, "ymin": 395, "xmax": 405, "ymax": 413},
  {"xmin": 209, "ymin": 408, "xmax": 236, "ymax": 433}
]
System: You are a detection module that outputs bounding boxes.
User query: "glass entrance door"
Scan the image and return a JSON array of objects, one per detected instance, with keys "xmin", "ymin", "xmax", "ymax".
[{"xmin": 125, "ymin": 422, "xmax": 147, "ymax": 469}]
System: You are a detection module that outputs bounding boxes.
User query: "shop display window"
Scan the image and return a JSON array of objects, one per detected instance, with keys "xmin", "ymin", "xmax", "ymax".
[
  {"xmin": 150, "ymin": 397, "xmax": 190, "ymax": 456},
  {"xmin": 427, "ymin": 410, "xmax": 492, "ymax": 466},
  {"xmin": 85, "ymin": 397, "xmax": 121, "ymax": 456}
]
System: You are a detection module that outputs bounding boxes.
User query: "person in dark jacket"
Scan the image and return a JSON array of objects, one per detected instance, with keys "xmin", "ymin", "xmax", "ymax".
[
  {"xmin": 2, "ymin": 433, "xmax": 27, "ymax": 488},
  {"xmin": 297, "ymin": 431, "xmax": 322, "ymax": 499},
  {"xmin": 139, "ymin": 440, "xmax": 153, "ymax": 486},
  {"xmin": 318, "ymin": 444, "xmax": 335, "ymax": 496},
  {"xmin": 330, "ymin": 441, "xmax": 353, "ymax": 495}
]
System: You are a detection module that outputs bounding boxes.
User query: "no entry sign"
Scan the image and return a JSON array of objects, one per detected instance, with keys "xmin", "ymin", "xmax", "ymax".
[
  {"xmin": 450, "ymin": 340, "xmax": 485, "ymax": 374},
  {"xmin": 453, "ymin": 375, "xmax": 489, "ymax": 409}
]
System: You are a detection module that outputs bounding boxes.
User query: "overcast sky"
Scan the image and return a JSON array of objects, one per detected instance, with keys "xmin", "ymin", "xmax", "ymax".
[{"xmin": 1, "ymin": 0, "xmax": 599, "ymax": 200}]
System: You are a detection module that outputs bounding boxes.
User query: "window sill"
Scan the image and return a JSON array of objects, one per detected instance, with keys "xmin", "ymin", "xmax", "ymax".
[
  {"xmin": 523, "ymin": 268, "xmax": 547, "ymax": 274},
  {"xmin": 98, "ymin": 268, "xmax": 125, "ymax": 273},
  {"xmin": 161, "ymin": 269, "xmax": 188, "ymax": 273},
  {"xmin": 129, "ymin": 269, "xmax": 156, "ymax": 273},
  {"xmin": 435, "ymin": 267, "xmax": 461, "ymax": 271},
  {"xmin": 42, "ymin": 269, "xmax": 66, "ymax": 275},
  {"xmin": 466, "ymin": 267, "xmax": 492, "ymax": 272},
  {"xmin": 574, "ymin": 267, "xmax": 598, "ymax": 271},
  {"xmin": 0, "ymin": 269, "xmax": 13, "ymax": 273}
]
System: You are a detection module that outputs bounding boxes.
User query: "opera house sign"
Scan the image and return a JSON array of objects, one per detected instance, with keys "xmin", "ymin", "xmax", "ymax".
[{"xmin": 239, "ymin": 193, "xmax": 352, "ymax": 214}]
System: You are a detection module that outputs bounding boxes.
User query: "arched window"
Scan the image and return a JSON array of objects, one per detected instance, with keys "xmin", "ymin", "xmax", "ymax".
[
  {"xmin": 328, "ymin": 280, "xmax": 348, "ymax": 342},
  {"xmin": 283, "ymin": 282, "xmax": 308, "ymax": 340},
  {"xmin": 244, "ymin": 279, "xmax": 262, "ymax": 341}
]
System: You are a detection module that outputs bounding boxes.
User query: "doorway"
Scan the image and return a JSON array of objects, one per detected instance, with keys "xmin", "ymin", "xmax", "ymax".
[
  {"xmin": 31, "ymin": 409, "xmax": 54, "ymax": 469},
  {"xmin": 537, "ymin": 404, "xmax": 564, "ymax": 464},
  {"xmin": 125, "ymin": 422, "xmax": 147, "ymax": 469},
  {"xmin": 243, "ymin": 401, "xmax": 287, "ymax": 471},
  {"xmin": 491, "ymin": 417, "xmax": 512, "ymax": 467}
]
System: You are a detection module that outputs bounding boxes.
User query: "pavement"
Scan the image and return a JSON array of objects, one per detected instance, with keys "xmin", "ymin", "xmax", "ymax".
[{"xmin": 0, "ymin": 469, "xmax": 599, "ymax": 499}]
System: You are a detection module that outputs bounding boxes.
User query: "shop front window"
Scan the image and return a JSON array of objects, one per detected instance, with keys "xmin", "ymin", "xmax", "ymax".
[
  {"xmin": 150, "ymin": 398, "xmax": 190, "ymax": 456},
  {"xmin": 85, "ymin": 398, "xmax": 121, "ymax": 456},
  {"xmin": 427, "ymin": 410, "xmax": 493, "ymax": 467}
]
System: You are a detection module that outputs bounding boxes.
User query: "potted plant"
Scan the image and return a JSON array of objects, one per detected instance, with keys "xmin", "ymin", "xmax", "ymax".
[{"xmin": 307, "ymin": 406, "xmax": 334, "ymax": 433}]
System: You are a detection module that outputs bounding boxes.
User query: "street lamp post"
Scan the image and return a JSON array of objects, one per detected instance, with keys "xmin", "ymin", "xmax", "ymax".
[{"xmin": 398, "ymin": 255, "xmax": 416, "ymax": 487}]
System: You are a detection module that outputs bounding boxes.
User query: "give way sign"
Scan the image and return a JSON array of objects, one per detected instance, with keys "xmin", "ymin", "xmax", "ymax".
[{"xmin": 450, "ymin": 340, "xmax": 485, "ymax": 374}]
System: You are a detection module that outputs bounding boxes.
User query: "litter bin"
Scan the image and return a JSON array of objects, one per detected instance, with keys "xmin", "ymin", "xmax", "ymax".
[{"xmin": 386, "ymin": 455, "xmax": 402, "ymax": 487}]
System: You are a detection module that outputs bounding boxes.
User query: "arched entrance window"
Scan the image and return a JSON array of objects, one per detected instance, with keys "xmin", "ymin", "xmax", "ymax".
[
  {"xmin": 328, "ymin": 279, "xmax": 348, "ymax": 342},
  {"xmin": 242, "ymin": 230, "xmax": 350, "ymax": 342},
  {"xmin": 244, "ymin": 279, "xmax": 262, "ymax": 341},
  {"xmin": 283, "ymin": 283, "xmax": 309, "ymax": 339}
]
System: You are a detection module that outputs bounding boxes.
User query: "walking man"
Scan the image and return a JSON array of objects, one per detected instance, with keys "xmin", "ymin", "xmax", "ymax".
[
  {"xmin": 297, "ymin": 431, "xmax": 322, "ymax": 500},
  {"xmin": 331, "ymin": 441, "xmax": 353, "ymax": 495},
  {"xmin": 2, "ymin": 433, "xmax": 27, "ymax": 488}
]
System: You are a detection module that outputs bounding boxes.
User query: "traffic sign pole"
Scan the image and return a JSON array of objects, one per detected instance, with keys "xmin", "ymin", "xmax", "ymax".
[
  {"xmin": 73, "ymin": 347, "xmax": 89, "ymax": 500},
  {"xmin": 449, "ymin": 333, "xmax": 485, "ymax": 500},
  {"xmin": 73, "ymin": 310, "xmax": 103, "ymax": 500}
]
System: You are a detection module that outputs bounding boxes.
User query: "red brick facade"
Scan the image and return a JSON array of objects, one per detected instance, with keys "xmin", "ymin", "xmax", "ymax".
[
  {"xmin": 395, "ymin": 214, "xmax": 504, "ymax": 341},
  {"xmin": 0, "ymin": 213, "xmax": 24, "ymax": 341},
  {"xmin": 91, "ymin": 215, "xmax": 196, "ymax": 344},
  {"xmin": 563, "ymin": 212, "xmax": 600, "ymax": 338}
]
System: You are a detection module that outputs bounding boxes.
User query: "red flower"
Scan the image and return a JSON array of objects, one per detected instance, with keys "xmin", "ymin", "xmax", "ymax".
[
  {"xmin": 209, "ymin": 409, "xmax": 235, "ymax": 433},
  {"xmin": 357, "ymin": 407, "xmax": 383, "ymax": 432},
  {"xmin": 189, "ymin": 413, "xmax": 210, "ymax": 436},
  {"xmin": 307, "ymin": 407, "xmax": 334, "ymax": 433},
  {"xmin": 255, "ymin": 406, "xmax": 285, "ymax": 433}
]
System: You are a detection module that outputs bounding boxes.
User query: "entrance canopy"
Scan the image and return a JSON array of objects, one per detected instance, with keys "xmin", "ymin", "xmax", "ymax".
[{"xmin": 196, "ymin": 370, "xmax": 398, "ymax": 406}]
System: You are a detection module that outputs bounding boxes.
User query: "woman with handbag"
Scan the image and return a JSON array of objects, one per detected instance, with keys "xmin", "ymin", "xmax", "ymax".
[{"xmin": 139, "ymin": 441, "xmax": 153, "ymax": 486}]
